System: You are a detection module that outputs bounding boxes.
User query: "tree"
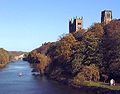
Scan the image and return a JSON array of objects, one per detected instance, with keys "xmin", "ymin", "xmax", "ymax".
[
  {"xmin": 0, "ymin": 48, "xmax": 10, "ymax": 68},
  {"xmin": 35, "ymin": 53, "xmax": 51, "ymax": 75},
  {"xmin": 82, "ymin": 28, "xmax": 103, "ymax": 66},
  {"xmin": 72, "ymin": 64, "xmax": 100, "ymax": 85},
  {"xmin": 56, "ymin": 33, "xmax": 76, "ymax": 61},
  {"xmin": 81, "ymin": 64, "xmax": 100, "ymax": 81},
  {"xmin": 101, "ymin": 20, "xmax": 120, "ymax": 72}
]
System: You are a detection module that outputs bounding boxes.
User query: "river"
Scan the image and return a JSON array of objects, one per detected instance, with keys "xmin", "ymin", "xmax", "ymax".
[{"xmin": 0, "ymin": 60, "xmax": 92, "ymax": 94}]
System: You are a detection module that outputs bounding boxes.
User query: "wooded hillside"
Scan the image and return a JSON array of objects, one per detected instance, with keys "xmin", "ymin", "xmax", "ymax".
[{"xmin": 24, "ymin": 19, "xmax": 120, "ymax": 85}]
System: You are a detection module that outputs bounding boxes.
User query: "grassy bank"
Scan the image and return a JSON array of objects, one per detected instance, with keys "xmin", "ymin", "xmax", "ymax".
[
  {"xmin": 69, "ymin": 81, "xmax": 120, "ymax": 94},
  {"xmin": 84, "ymin": 81, "xmax": 120, "ymax": 90}
]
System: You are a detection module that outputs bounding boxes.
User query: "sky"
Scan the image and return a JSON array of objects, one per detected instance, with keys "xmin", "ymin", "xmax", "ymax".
[{"xmin": 0, "ymin": 0, "xmax": 120, "ymax": 52}]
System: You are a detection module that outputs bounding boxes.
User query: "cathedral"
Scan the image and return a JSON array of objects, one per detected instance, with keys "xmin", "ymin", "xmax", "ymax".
[{"xmin": 69, "ymin": 10, "xmax": 112, "ymax": 33}]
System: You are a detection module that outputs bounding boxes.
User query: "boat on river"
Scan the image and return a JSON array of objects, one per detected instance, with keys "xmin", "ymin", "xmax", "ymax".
[{"xmin": 18, "ymin": 72, "xmax": 23, "ymax": 77}]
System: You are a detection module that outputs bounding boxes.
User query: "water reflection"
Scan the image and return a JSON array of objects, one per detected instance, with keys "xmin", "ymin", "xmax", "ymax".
[{"xmin": 0, "ymin": 60, "xmax": 92, "ymax": 94}]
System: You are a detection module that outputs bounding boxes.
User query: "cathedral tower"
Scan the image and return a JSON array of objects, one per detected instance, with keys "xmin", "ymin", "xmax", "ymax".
[
  {"xmin": 69, "ymin": 16, "xmax": 83, "ymax": 33},
  {"xmin": 101, "ymin": 10, "xmax": 112, "ymax": 24}
]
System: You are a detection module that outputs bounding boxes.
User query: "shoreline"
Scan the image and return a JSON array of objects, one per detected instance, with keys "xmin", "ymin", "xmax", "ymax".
[
  {"xmin": 0, "ymin": 64, "xmax": 7, "ymax": 68},
  {"xmin": 45, "ymin": 76, "xmax": 120, "ymax": 94},
  {"xmin": 75, "ymin": 85, "xmax": 120, "ymax": 94},
  {"xmin": 71, "ymin": 84, "xmax": 120, "ymax": 94}
]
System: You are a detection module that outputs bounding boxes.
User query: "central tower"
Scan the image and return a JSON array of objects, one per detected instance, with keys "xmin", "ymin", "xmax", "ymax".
[
  {"xmin": 69, "ymin": 17, "xmax": 83, "ymax": 33},
  {"xmin": 101, "ymin": 10, "xmax": 112, "ymax": 24}
]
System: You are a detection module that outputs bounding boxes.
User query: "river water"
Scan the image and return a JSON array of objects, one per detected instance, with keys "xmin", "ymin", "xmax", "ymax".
[{"xmin": 0, "ymin": 60, "xmax": 92, "ymax": 94}]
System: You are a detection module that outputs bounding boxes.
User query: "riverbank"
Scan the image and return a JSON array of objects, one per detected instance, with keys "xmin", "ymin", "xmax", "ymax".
[
  {"xmin": 75, "ymin": 85, "xmax": 120, "ymax": 94},
  {"xmin": 0, "ymin": 64, "xmax": 6, "ymax": 68},
  {"xmin": 46, "ymin": 76, "xmax": 120, "ymax": 94},
  {"xmin": 0, "ymin": 48, "xmax": 10, "ymax": 68},
  {"xmin": 72, "ymin": 81, "xmax": 120, "ymax": 94},
  {"xmin": 0, "ymin": 60, "xmax": 94, "ymax": 94}
]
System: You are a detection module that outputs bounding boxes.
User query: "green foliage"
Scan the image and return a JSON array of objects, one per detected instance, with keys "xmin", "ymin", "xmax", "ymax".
[
  {"xmin": 25, "ymin": 19, "xmax": 120, "ymax": 84},
  {"xmin": 8, "ymin": 51, "xmax": 26, "ymax": 60},
  {"xmin": 72, "ymin": 72, "xmax": 85, "ymax": 86},
  {"xmin": 35, "ymin": 53, "xmax": 51, "ymax": 74},
  {"xmin": 81, "ymin": 64, "xmax": 100, "ymax": 81},
  {"xmin": 100, "ymin": 20, "xmax": 120, "ymax": 81},
  {"xmin": 56, "ymin": 33, "xmax": 76, "ymax": 61},
  {"xmin": 82, "ymin": 33, "xmax": 100, "ymax": 65},
  {"xmin": 85, "ymin": 81, "xmax": 120, "ymax": 90},
  {"xmin": 72, "ymin": 64, "xmax": 99, "ymax": 86},
  {"xmin": 72, "ymin": 29, "xmax": 86, "ymax": 41},
  {"xmin": 0, "ymin": 48, "xmax": 10, "ymax": 68}
]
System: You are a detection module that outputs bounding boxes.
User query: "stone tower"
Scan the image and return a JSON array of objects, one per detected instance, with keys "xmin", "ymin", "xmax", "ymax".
[
  {"xmin": 69, "ymin": 16, "xmax": 83, "ymax": 33},
  {"xmin": 101, "ymin": 10, "xmax": 112, "ymax": 24}
]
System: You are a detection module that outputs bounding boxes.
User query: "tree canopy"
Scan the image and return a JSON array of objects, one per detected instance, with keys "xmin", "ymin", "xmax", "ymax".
[{"xmin": 24, "ymin": 19, "xmax": 120, "ymax": 84}]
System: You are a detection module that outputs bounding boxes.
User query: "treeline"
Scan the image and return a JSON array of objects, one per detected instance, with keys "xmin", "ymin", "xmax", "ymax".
[
  {"xmin": 8, "ymin": 51, "xmax": 27, "ymax": 60},
  {"xmin": 0, "ymin": 48, "xmax": 10, "ymax": 68},
  {"xmin": 0, "ymin": 48, "xmax": 26, "ymax": 68},
  {"xmin": 24, "ymin": 19, "xmax": 120, "ymax": 86}
]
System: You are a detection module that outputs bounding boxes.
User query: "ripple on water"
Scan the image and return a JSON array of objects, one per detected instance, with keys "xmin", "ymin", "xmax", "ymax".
[{"xmin": 0, "ymin": 60, "xmax": 93, "ymax": 94}]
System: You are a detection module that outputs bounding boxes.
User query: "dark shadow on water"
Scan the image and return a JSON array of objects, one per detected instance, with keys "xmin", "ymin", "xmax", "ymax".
[{"xmin": 0, "ymin": 60, "xmax": 93, "ymax": 94}]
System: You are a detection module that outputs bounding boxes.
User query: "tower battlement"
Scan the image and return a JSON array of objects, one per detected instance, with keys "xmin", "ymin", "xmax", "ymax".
[
  {"xmin": 69, "ymin": 16, "xmax": 83, "ymax": 33},
  {"xmin": 69, "ymin": 10, "xmax": 113, "ymax": 33},
  {"xmin": 101, "ymin": 10, "xmax": 112, "ymax": 24}
]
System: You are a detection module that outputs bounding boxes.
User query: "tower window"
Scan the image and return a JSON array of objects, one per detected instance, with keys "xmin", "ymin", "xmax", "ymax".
[
  {"xmin": 107, "ymin": 13, "xmax": 110, "ymax": 18},
  {"xmin": 78, "ymin": 23, "xmax": 81, "ymax": 25}
]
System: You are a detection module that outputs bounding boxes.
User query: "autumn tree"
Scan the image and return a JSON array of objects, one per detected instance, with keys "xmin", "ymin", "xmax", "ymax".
[
  {"xmin": 24, "ymin": 19, "xmax": 120, "ymax": 83},
  {"xmin": 0, "ymin": 48, "xmax": 10, "ymax": 68},
  {"xmin": 72, "ymin": 64, "xmax": 100, "ymax": 85},
  {"xmin": 95, "ymin": 20, "xmax": 120, "ymax": 83},
  {"xmin": 82, "ymin": 23, "xmax": 104, "ymax": 67},
  {"xmin": 56, "ymin": 33, "xmax": 76, "ymax": 61},
  {"xmin": 35, "ymin": 53, "xmax": 51, "ymax": 75}
]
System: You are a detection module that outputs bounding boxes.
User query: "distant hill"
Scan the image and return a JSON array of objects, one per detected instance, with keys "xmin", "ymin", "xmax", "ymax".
[
  {"xmin": 0, "ymin": 48, "xmax": 27, "ymax": 68},
  {"xmin": 8, "ymin": 51, "xmax": 27, "ymax": 60},
  {"xmin": 8, "ymin": 51, "xmax": 27, "ymax": 56}
]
